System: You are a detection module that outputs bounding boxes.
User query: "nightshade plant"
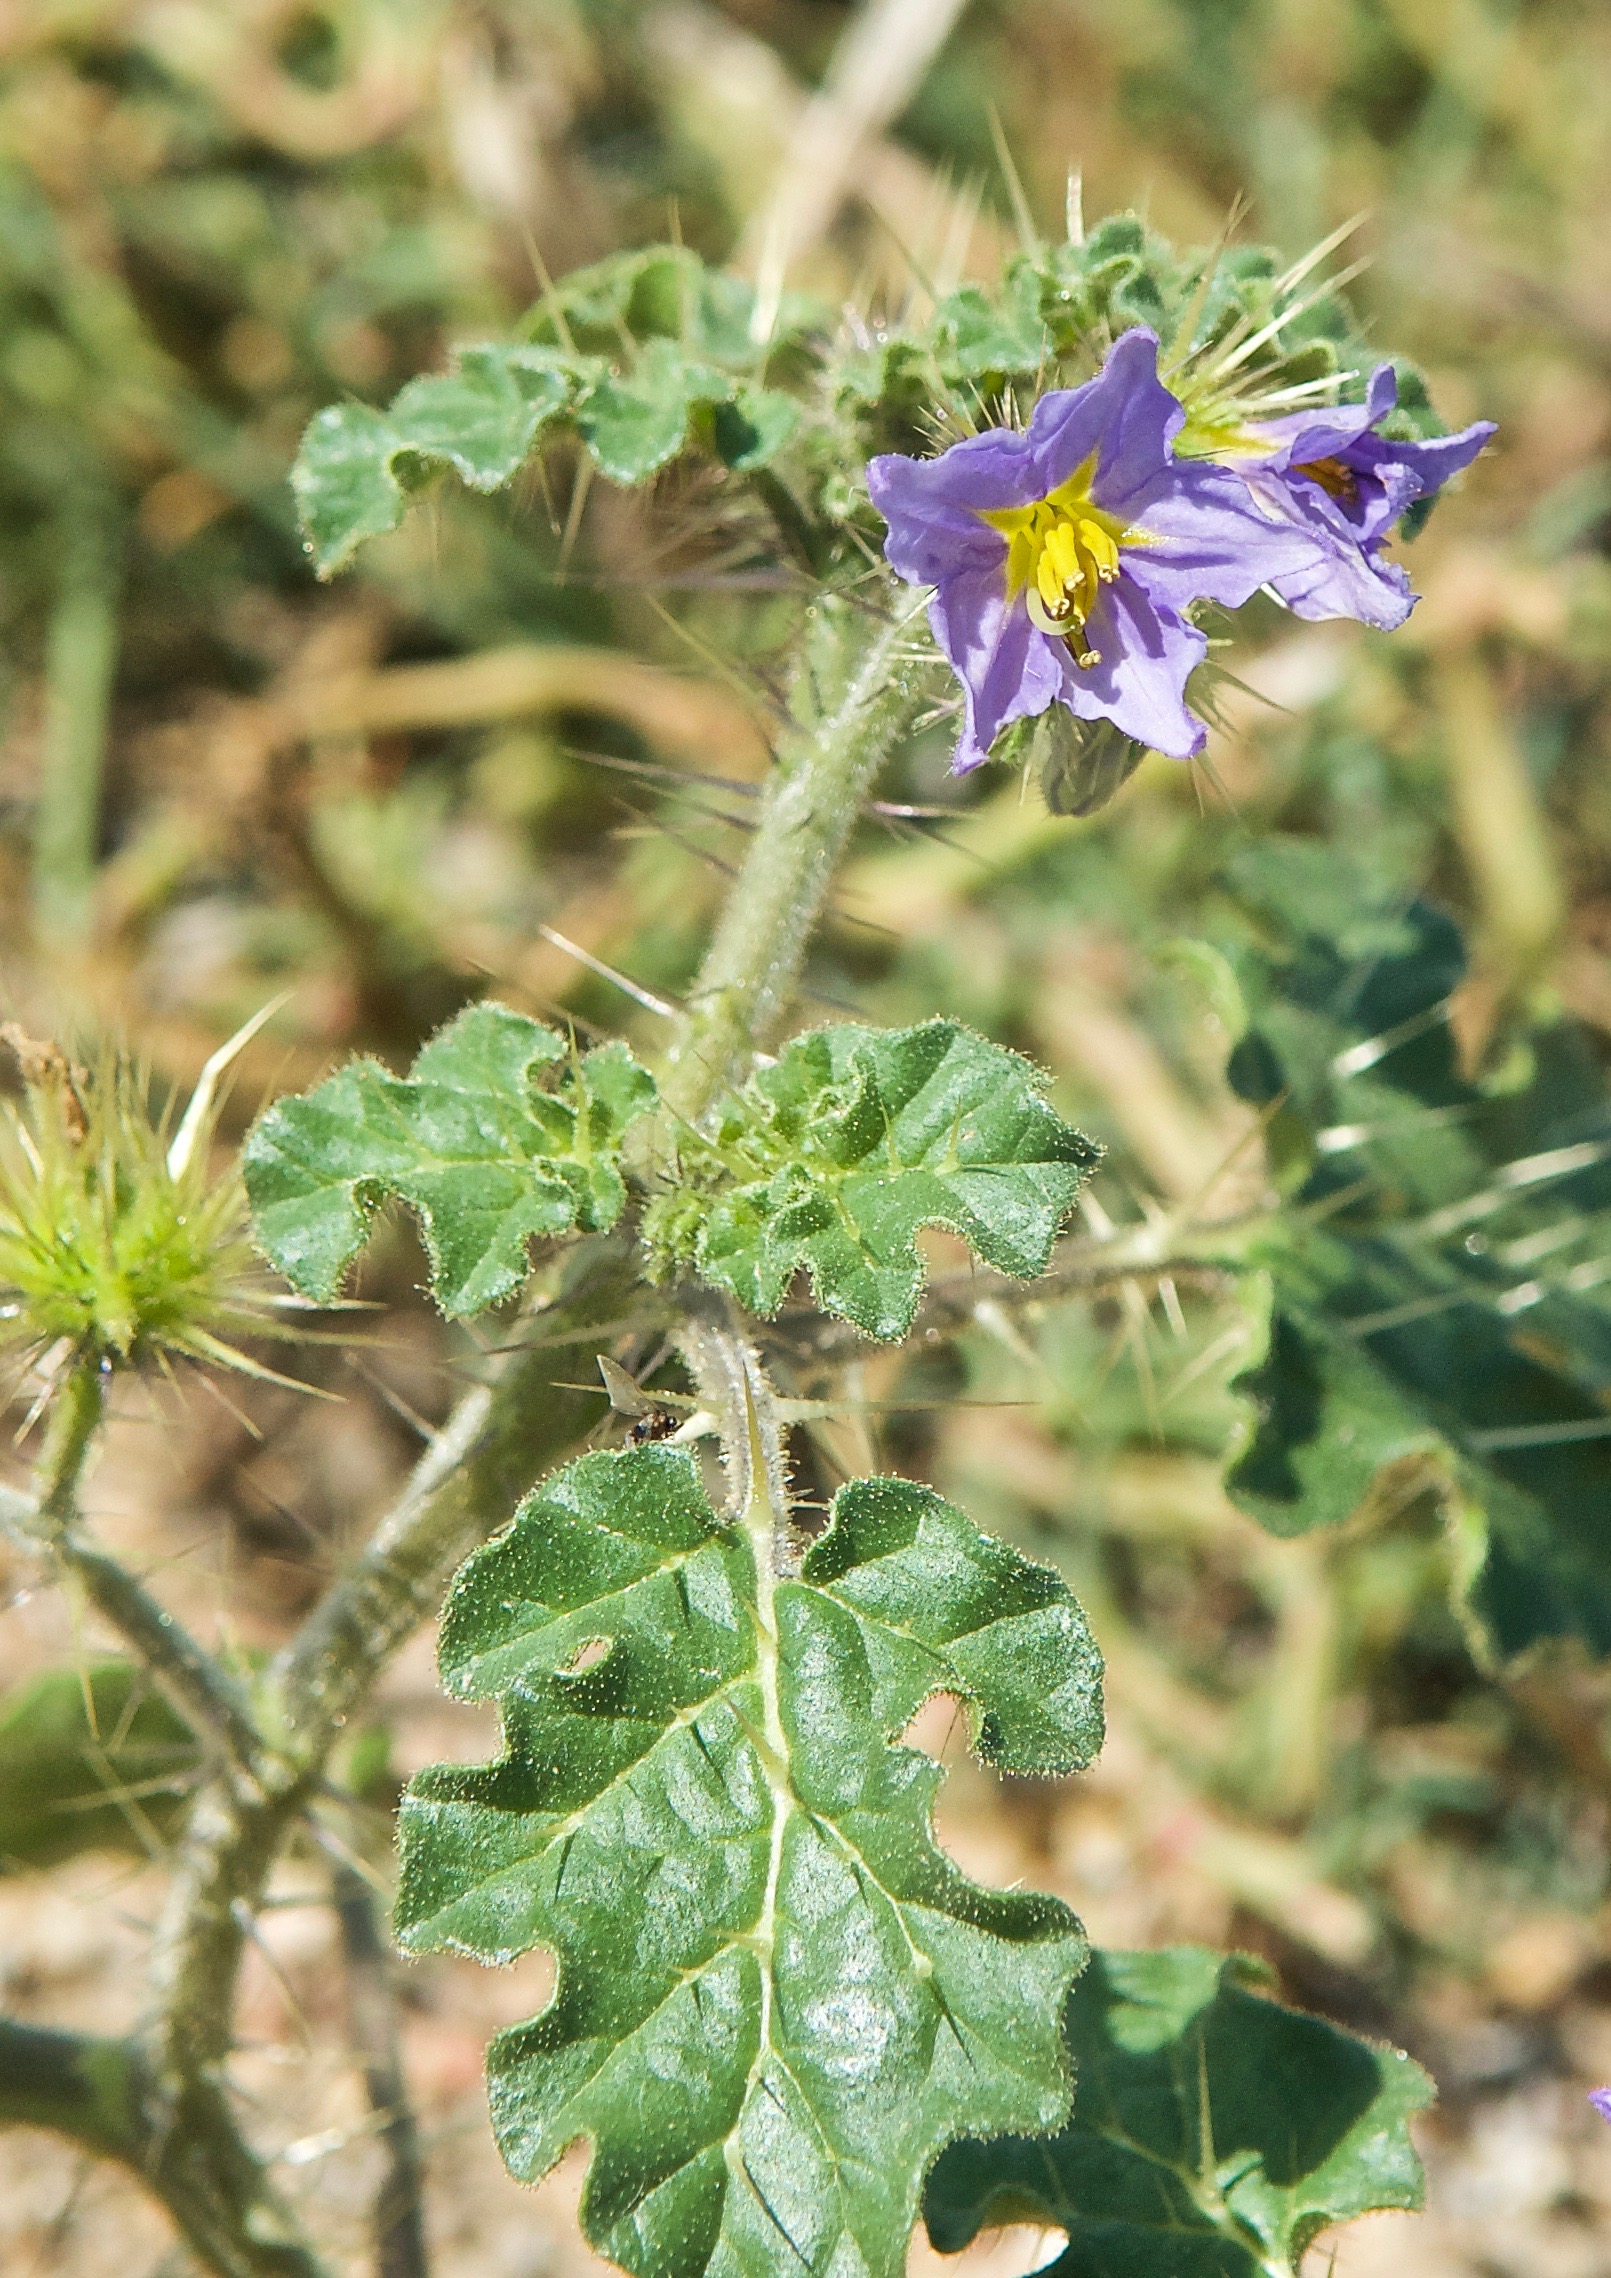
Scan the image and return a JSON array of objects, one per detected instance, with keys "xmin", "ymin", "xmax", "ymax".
[{"xmin": 1, "ymin": 199, "xmax": 1517, "ymax": 2278}]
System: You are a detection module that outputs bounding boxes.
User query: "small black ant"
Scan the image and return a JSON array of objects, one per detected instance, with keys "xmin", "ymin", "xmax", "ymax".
[{"xmin": 597, "ymin": 1355, "xmax": 687, "ymax": 1444}]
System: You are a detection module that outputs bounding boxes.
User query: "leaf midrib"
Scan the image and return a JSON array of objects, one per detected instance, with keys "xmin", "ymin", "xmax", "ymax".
[{"xmin": 1069, "ymin": 2066, "xmax": 1293, "ymax": 2278}]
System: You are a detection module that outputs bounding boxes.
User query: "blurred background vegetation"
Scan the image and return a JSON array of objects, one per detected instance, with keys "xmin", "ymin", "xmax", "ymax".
[{"xmin": 3, "ymin": 2, "xmax": 1611, "ymax": 2273}]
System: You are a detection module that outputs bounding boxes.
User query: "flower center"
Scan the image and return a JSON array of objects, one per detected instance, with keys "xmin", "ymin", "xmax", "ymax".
[
  {"xmin": 1294, "ymin": 455, "xmax": 1360, "ymax": 506},
  {"xmin": 979, "ymin": 465, "xmax": 1128, "ymax": 669}
]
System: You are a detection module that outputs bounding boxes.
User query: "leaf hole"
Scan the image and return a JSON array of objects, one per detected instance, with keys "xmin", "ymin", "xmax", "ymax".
[
  {"xmin": 558, "ymin": 1636, "xmax": 611, "ymax": 1678},
  {"xmin": 899, "ymin": 1690, "xmax": 973, "ymax": 1764},
  {"xmin": 470, "ymin": 1940, "xmax": 555, "ymax": 2025}
]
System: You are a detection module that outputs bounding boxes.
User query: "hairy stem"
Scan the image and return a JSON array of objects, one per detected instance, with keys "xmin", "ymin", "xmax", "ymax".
[
  {"xmin": 13, "ymin": 1366, "xmax": 267, "ymax": 1776},
  {"xmin": 661, "ymin": 587, "xmax": 923, "ymax": 1123},
  {"xmin": 677, "ymin": 1302, "xmax": 796, "ymax": 1573},
  {"xmin": 0, "ymin": 2020, "xmax": 325, "ymax": 2278},
  {"xmin": 140, "ymin": 1240, "xmax": 642, "ymax": 2187},
  {"xmin": 334, "ymin": 1862, "xmax": 429, "ymax": 2278},
  {"xmin": 276, "ymin": 1236, "xmax": 642, "ymax": 1747},
  {"xmin": 36, "ymin": 1358, "xmax": 104, "ymax": 1522},
  {"xmin": 57, "ymin": 1533, "xmax": 269, "ymax": 1773},
  {"xmin": 11, "ymin": 1368, "xmax": 268, "ymax": 1778},
  {"xmin": 5, "ymin": 1367, "xmax": 324, "ymax": 2272}
]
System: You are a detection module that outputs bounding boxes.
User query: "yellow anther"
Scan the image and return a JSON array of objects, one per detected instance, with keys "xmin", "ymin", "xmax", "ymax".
[
  {"xmin": 979, "ymin": 462, "xmax": 1132, "ymax": 658},
  {"xmin": 1077, "ymin": 516, "xmax": 1121, "ymax": 581},
  {"xmin": 1294, "ymin": 455, "xmax": 1359, "ymax": 505},
  {"xmin": 1043, "ymin": 519, "xmax": 1082, "ymax": 591},
  {"xmin": 1036, "ymin": 545, "xmax": 1074, "ymax": 620}
]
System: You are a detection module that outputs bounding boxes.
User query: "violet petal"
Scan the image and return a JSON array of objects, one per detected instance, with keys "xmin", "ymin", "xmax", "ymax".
[
  {"xmin": 1057, "ymin": 578, "xmax": 1208, "ymax": 760},
  {"xmin": 928, "ymin": 561, "xmax": 1065, "ymax": 773}
]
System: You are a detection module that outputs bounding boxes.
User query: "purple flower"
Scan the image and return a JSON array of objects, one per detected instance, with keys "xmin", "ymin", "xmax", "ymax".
[
  {"xmin": 867, "ymin": 328, "xmax": 1322, "ymax": 771},
  {"xmin": 1235, "ymin": 363, "xmax": 1495, "ymax": 630},
  {"xmin": 1593, "ymin": 2089, "xmax": 1611, "ymax": 2125}
]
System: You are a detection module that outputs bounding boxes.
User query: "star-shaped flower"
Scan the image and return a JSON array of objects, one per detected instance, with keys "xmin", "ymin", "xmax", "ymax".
[
  {"xmin": 867, "ymin": 327, "xmax": 1322, "ymax": 772},
  {"xmin": 1233, "ymin": 362, "xmax": 1495, "ymax": 629}
]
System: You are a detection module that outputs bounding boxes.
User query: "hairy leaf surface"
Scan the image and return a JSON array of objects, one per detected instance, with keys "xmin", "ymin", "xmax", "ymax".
[
  {"xmin": 677, "ymin": 1019, "xmax": 1101, "ymax": 1341},
  {"xmin": 396, "ymin": 1445, "xmax": 1104, "ymax": 2278},
  {"xmin": 925, "ymin": 1945, "xmax": 1431, "ymax": 2276},
  {"xmin": 574, "ymin": 337, "xmax": 798, "ymax": 484},
  {"xmin": 292, "ymin": 245, "xmax": 804, "ymax": 573},
  {"xmin": 1215, "ymin": 841, "xmax": 1611, "ymax": 1659},
  {"xmin": 292, "ymin": 346, "xmax": 575, "ymax": 575},
  {"xmin": 244, "ymin": 1003, "xmax": 656, "ymax": 1316}
]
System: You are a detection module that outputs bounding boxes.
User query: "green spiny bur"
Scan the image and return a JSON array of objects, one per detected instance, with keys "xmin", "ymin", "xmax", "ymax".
[
  {"xmin": 925, "ymin": 1945, "xmax": 1432, "ymax": 2276},
  {"xmin": 395, "ymin": 1443, "xmax": 1104, "ymax": 2278},
  {"xmin": 243, "ymin": 1002, "xmax": 656, "ymax": 1317}
]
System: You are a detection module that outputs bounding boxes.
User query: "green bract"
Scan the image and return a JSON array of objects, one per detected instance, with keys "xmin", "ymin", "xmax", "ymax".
[
  {"xmin": 0, "ymin": 1043, "xmax": 269, "ymax": 1375},
  {"xmin": 925, "ymin": 1945, "xmax": 1432, "ymax": 2276},
  {"xmin": 1216, "ymin": 841, "xmax": 1611, "ymax": 1660},
  {"xmin": 395, "ymin": 1442, "xmax": 1104, "ymax": 2278},
  {"xmin": 656, "ymin": 1019, "xmax": 1101, "ymax": 1341},
  {"xmin": 242, "ymin": 1003, "xmax": 656, "ymax": 1317}
]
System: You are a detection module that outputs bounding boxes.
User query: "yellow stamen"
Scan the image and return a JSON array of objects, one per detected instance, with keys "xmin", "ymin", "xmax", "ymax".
[
  {"xmin": 1294, "ymin": 455, "xmax": 1359, "ymax": 506},
  {"xmin": 1036, "ymin": 533, "xmax": 1074, "ymax": 619},
  {"xmin": 979, "ymin": 456, "xmax": 1131, "ymax": 666}
]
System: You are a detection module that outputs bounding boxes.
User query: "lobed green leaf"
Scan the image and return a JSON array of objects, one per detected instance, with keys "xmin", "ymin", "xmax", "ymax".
[
  {"xmin": 291, "ymin": 245, "xmax": 806, "ymax": 574},
  {"xmin": 925, "ymin": 1944, "xmax": 1432, "ymax": 2275},
  {"xmin": 292, "ymin": 345, "xmax": 574, "ymax": 576},
  {"xmin": 670, "ymin": 1018, "xmax": 1101, "ymax": 1342},
  {"xmin": 1214, "ymin": 840, "xmax": 1611, "ymax": 1660},
  {"xmin": 243, "ymin": 1003, "xmax": 656, "ymax": 1317},
  {"xmin": 573, "ymin": 336, "xmax": 798, "ymax": 485},
  {"xmin": 396, "ymin": 1444, "xmax": 1104, "ymax": 2278}
]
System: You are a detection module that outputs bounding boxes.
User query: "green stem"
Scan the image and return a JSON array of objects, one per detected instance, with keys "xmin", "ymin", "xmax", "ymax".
[
  {"xmin": 57, "ymin": 1533, "xmax": 270, "ymax": 1777},
  {"xmin": 276, "ymin": 1235, "xmax": 644, "ymax": 1747},
  {"xmin": 660, "ymin": 587, "xmax": 923, "ymax": 1123},
  {"xmin": 677, "ymin": 1304, "xmax": 796, "ymax": 1575},
  {"xmin": 16, "ymin": 1368, "xmax": 267, "ymax": 1778},
  {"xmin": 333, "ymin": 1862, "xmax": 430, "ymax": 2278},
  {"xmin": 36, "ymin": 1359, "xmax": 103, "ymax": 1523},
  {"xmin": 141, "ymin": 1239, "xmax": 645, "ymax": 2126},
  {"xmin": 10, "ymin": 1372, "xmax": 313, "ymax": 2274},
  {"xmin": 34, "ymin": 489, "xmax": 122, "ymax": 943},
  {"xmin": 0, "ymin": 2020, "xmax": 325, "ymax": 2278}
]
